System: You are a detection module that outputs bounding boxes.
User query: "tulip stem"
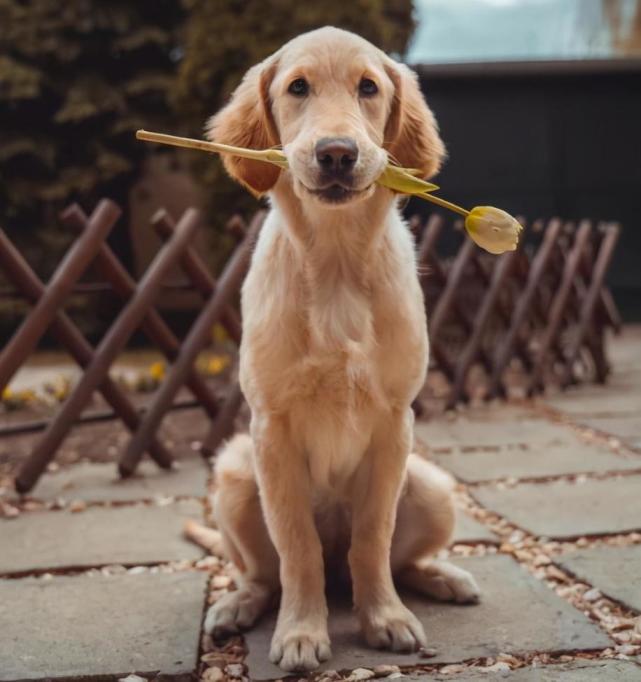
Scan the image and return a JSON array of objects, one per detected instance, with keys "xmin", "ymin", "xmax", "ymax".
[
  {"xmin": 416, "ymin": 193, "xmax": 470, "ymax": 217},
  {"xmin": 136, "ymin": 130, "xmax": 272, "ymax": 163},
  {"xmin": 136, "ymin": 129, "xmax": 471, "ymax": 217}
]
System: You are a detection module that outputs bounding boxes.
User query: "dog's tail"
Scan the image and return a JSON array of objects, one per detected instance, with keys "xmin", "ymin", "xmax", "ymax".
[
  {"xmin": 183, "ymin": 519, "xmax": 225, "ymax": 555},
  {"xmin": 183, "ymin": 434, "xmax": 255, "ymax": 555},
  {"xmin": 418, "ymin": 457, "xmax": 456, "ymax": 492}
]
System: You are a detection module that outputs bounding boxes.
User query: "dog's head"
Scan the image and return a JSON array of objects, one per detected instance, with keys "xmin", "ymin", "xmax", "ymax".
[{"xmin": 207, "ymin": 27, "xmax": 445, "ymax": 208}]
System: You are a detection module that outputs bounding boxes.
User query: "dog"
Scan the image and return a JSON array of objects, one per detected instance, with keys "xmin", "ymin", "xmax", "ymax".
[{"xmin": 201, "ymin": 26, "xmax": 480, "ymax": 672}]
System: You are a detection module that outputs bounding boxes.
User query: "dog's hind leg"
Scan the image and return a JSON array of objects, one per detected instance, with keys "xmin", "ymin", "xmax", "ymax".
[
  {"xmin": 392, "ymin": 454, "xmax": 480, "ymax": 604},
  {"xmin": 204, "ymin": 434, "xmax": 280, "ymax": 639}
]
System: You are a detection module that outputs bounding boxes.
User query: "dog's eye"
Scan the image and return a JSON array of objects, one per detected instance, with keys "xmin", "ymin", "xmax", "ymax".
[
  {"xmin": 288, "ymin": 78, "xmax": 309, "ymax": 97},
  {"xmin": 359, "ymin": 78, "xmax": 378, "ymax": 97}
]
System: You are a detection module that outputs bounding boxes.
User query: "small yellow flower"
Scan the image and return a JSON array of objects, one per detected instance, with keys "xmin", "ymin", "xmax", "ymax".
[
  {"xmin": 149, "ymin": 361, "xmax": 166, "ymax": 382},
  {"xmin": 20, "ymin": 389, "xmax": 37, "ymax": 403},
  {"xmin": 206, "ymin": 355, "xmax": 230, "ymax": 375},
  {"xmin": 464, "ymin": 206, "xmax": 523, "ymax": 255}
]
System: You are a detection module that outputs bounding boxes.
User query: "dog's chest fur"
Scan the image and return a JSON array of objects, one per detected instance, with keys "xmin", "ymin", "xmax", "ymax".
[{"xmin": 240, "ymin": 206, "xmax": 428, "ymax": 492}]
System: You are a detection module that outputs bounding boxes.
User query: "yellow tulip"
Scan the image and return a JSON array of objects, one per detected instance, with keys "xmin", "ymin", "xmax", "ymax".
[
  {"xmin": 206, "ymin": 355, "xmax": 231, "ymax": 375},
  {"xmin": 149, "ymin": 361, "xmax": 166, "ymax": 382},
  {"xmin": 464, "ymin": 206, "xmax": 523, "ymax": 255}
]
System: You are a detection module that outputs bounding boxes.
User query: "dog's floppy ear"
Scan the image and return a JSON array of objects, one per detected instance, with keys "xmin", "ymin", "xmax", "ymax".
[
  {"xmin": 384, "ymin": 62, "xmax": 446, "ymax": 180},
  {"xmin": 206, "ymin": 59, "xmax": 280, "ymax": 196}
]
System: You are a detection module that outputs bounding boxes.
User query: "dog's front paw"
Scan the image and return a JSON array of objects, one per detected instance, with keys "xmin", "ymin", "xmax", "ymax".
[
  {"xmin": 361, "ymin": 602, "xmax": 427, "ymax": 652},
  {"xmin": 204, "ymin": 584, "xmax": 272, "ymax": 639},
  {"xmin": 269, "ymin": 628, "xmax": 331, "ymax": 672}
]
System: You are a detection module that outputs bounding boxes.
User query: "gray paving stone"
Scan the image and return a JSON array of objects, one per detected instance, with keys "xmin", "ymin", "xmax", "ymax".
[
  {"xmin": 415, "ymin": 418, "xmax": 575, "ymax": 451},
  {"xmin": 443, "ymin": 405, "xmax": 541, "ymax": 422},
  {"xmin": 0, "ymin": 500, "xmax": 203, "ymax": 574},
  {"xmin": 408, "ymin": 659, "xmax": 641, "ymax": 680},
  {"xmin": 452, "ymin": 512, "xmax": 498, "ymax": 544},
  {"xmin": 543, "ymin": 389, "xmax": 641, "ymax": 418},
  {"xmin": 30, "ymin": 456, "xmax": 210, "ymax": 503},
  {"xmin": 557, "ymin": 545, "xmax": 641, "ymax": 612},
  {"xmin": 244, "ymin": 555, "xmax": 610, "ymax": 680},
  {"xmin": 0, "ymin": 570, "xmax": 207, "ymax": 681},
  {"xmin": 430, "ymin": 442, "xmax": 641, "ymax": 483},
  {"xmin": 472, "ymin": 476, "xmax": 641, "ymax": 539},
  {"xmin": 577, "ymin": 415, "xmax": 641, "ymax": 450}
]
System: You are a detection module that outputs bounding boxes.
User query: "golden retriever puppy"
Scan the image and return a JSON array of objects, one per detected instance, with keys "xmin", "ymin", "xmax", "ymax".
[{"xmin": 203, "ymin": 26, "xmax": 480, "ymax": 672}]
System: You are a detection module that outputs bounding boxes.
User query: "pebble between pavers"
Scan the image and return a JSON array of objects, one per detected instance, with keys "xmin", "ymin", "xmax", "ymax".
[{"xmin": 346, "ymin": 668, "xmax": 376, "ymax": 681}]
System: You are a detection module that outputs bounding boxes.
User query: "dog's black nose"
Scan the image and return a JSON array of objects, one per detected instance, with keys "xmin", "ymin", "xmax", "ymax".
[{"xmin": 315, "ymin": 137, "xmax": 358, "ymax": 175}]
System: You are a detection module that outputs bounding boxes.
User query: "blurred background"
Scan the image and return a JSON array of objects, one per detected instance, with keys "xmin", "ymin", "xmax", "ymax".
[{"xmin": 1, "ymin": 0, "xmax": 640, "ymax": 343}]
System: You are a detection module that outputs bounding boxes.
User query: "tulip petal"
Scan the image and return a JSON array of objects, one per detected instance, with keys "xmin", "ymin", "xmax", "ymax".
[{"xmin": 464, "ymin": 206, "xmax": 522, "ymax": 254}]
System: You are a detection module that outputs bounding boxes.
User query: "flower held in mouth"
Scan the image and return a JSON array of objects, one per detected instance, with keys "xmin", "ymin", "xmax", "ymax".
[{"xmin": 135, "ymin": 130, "xmax": 523, "ymax": 254}]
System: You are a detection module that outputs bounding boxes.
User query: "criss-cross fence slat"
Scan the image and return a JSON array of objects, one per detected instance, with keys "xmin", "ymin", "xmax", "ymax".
[
  {"xmin": 561, "ymin": 222, "xmax": 620, "ymax": 386},
  {"xmin": 417, "ymin": 215, "xmax": 620, "ymax": 407},
  {"xmin": 0, "ymin": 200, "xmax": 120, "ymax": 393},
  {"xmin": 151, "ymin": 210, "xmax": 245, "ymax": 457},
  {"xmin": 0, "ymin": 200, "xmax": 621, "ymax": 493},
  {"xmin": 13, "ymin": 208, "xmax": 200, "ymax": 492},
  {"xmin": 489, "ymin": 219, "xmax": 563, "ymax": 398},
  {"xmin": 446, "ymin": 249, "xmax": 520, "ymax": 409},
  {"xmin": 62, "ymin": 205, "xmax": 221, "ymax": 427},
  {"xmin": 118, "ymin": 211, "xmax": 264, "ymax": 475},
  {"xmin": 0, "ymin": 227, "xmax": 173, "ymax": 467}
]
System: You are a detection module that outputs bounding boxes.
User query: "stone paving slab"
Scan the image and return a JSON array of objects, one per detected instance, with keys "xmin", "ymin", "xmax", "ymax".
[
  {"xmin": 0, "ymin": 570, "xmax": 207, "ymax": 681},
  {"xmin": 440, "ymin": 405, "xmax": 541, "ymax": 422},
  {"xmin": 0, "ymin": 500, "xmax": 203, "ymax": 574},
  {"xmin": 430, "ymin": 443, "xmax": 641, "ymax": 483},
  {"xmin": 452, "ymin": 512, "xmax": 498, "ymax": 544},
  {"xmin": 410, "ymin": 659, "xmax": 641, "ymax": 680},
  {"xmin": 472, "ymin": 476, "xmax": 641, "ymax": 539},
  {"xmin": 415, "ymin": 418, "xmax": 575, "ymax": 451},
  {"xmin": 543, "ymin": 389, "xmax": 641, "ymax": 418},
  {"xmin": 557, "ymin": 545, "xmax": 641, "ymax": 612},
  {"xmin": 576, "ymin": 416, "xmax": 641, "ymax": 450},
  {"xmin": 29, "ymin": 456, "xmax": 210, "ymax": 503},
  {"xmin": 244, "ymin": 555, "xmax": 610, "ymax": 680}
]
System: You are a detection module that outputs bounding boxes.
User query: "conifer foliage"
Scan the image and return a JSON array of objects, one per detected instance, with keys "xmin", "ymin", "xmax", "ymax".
[
  {"xmin": 0, "ymin": 1, "xmax": 414, "ymax": 239},
  {"xmin": 0, "ymin": 1, "xmax": 183, "ymax": 233}
]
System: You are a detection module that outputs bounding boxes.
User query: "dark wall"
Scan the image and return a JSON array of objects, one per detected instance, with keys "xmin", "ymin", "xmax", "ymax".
[{"xmin": 413, "ymin": 61, "xmax": 641, "ymax": 321}]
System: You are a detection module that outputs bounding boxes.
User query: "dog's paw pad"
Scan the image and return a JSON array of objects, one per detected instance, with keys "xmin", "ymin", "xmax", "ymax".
[
  {"xmin": 362, "ymin": 604, "xmax": 426, "ymax": 652},
  {"xmin": 270, "ymin": 632, "xmax": 331, "ymax": 672}
]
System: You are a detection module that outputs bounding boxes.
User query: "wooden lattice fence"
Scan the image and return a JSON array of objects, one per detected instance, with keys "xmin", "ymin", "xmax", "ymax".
[{"xmin": 0, "ymin": 200, "xmax": 620, "ymax": 492}]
